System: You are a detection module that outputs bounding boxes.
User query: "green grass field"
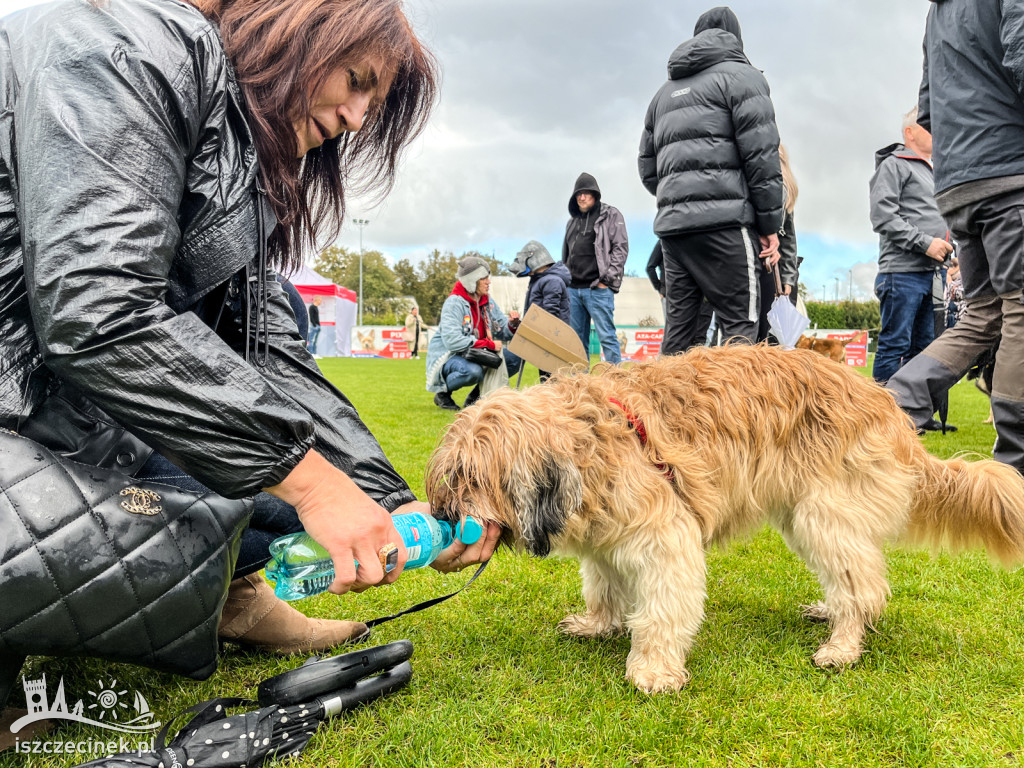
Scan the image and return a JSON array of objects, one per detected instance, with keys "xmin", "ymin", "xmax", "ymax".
[{"xmin": 7, "ymin": 356, "xmax": 1024, "ymax": 768}]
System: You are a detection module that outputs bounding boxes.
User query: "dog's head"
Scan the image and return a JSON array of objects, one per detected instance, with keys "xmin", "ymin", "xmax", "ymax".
[
  {"xmin": 426, "ymin": 387, "xmax": 585, "ymax": 556},
  {"xmin": 358, "ymin": 329, "xmax": 376, "ymax": 349},
  {"xmin": 795, "ymin": 335, "xmax": 814, "ymax": 351}
]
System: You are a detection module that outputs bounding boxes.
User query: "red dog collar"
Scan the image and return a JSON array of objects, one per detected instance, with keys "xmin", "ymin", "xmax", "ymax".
[{"xmin": 608, "ymin": 398, "xmax": 674, "ymax": 481}]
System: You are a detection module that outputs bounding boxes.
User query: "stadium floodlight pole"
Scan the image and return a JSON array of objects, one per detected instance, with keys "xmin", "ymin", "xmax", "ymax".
[
  {"xmin": 353, "ymin": 218, "xmax": 370, "ymax": 326},
  {"xmin": 848, "ymin": 270, "xmax": 853, "ymax": 301}
]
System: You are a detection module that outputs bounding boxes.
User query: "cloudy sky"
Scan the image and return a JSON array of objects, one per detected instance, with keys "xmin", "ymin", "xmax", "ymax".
[{"xmin": 1, "ymin": 0, "xmax": 935, "ymax": 300}]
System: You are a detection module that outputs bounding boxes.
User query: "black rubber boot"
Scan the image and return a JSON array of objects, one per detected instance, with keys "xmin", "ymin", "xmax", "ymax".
[
  {"xmin": 433, "ymin": 392, "xmax": 460, "ymax": 411},
  {"xmin": 463, "ymin": 386, "xmax": 482, "ymax": 409}
]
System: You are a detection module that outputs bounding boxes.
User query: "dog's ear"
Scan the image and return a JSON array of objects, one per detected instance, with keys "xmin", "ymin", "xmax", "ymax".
[{"xmin": 509, "ymin": 453, "xmax": 583, "ymax": 557}]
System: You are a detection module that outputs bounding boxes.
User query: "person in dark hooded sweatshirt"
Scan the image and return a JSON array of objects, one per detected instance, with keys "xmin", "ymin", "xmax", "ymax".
[
  {"xmin": 561, "ymin": 172, "xmax": 628, "ymax": 364},
  {"xmin": 639, "ymin": 6, "xmax": 783, "ymax": 354},
  {"xmin": 885, "ymin": 0, "xmax": 1024, "ymax": 475}
]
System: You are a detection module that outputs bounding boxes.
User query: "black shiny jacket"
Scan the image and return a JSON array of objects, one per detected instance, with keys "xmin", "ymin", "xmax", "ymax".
[{"xmin": 0, "ymin": 0, "xmax": 414, "ymax": 508}]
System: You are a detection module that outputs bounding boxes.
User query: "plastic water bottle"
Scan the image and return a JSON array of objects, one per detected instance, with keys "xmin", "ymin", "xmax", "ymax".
[{"xmin": 265, "ymin": 512, "xmax": 484, "ymax": 601}]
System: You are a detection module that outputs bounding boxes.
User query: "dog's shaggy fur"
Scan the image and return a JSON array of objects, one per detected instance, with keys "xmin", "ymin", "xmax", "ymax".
[
  {"xmin": 795, "ymin": 333, "xmax": 852, "ymax": 363},
  {"xmin": 426, "ymin": 345, "xmax": 1024, "ymax": 693}
]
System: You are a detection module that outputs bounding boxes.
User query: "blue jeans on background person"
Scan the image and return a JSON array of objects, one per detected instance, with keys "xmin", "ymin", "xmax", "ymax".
[
  {"xmin": 442, "ymin": 354, "xmax": 483, "ymax": 392},
  {"xmin": 307, "ymin": 324, "xmax": 320, "ymax": 354},
  {"xmin": 872, "ymin": 271, "xmax": 936, "ymax": 384},
  {"xmin": 136, "ymin": 452, "xmax": 304, "ymax": 579},
  {"xmin": 569, "ymin": 286, "xmax": 620, "ymax": 364}
]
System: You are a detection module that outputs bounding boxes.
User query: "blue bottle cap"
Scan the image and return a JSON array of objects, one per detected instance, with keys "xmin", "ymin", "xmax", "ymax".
[{"xmin": 456, "ymin": 516, "xmax": 484, "ymax": 545}]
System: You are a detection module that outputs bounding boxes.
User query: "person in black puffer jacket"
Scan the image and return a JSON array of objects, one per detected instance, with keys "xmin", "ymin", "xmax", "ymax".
[{"xmin": 639, "ymin": 6, "xmax": 783, "ymax": 354}]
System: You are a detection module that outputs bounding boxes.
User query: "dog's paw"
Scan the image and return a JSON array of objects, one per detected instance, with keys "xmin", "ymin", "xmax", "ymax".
[
  {"xmin": 626, "ymin": 663, "xmax": 691, "ymax": 694},
  {"xmin": 557, "ymin": 613, "xmax": 622, "ymax": 638},
  {"xmin": 800, "ymin": 602, "xmax": 831, "ymax": 623},
  {"xmin": 812, "ymin": 642, "xmax": 862, "ymax": 669}
]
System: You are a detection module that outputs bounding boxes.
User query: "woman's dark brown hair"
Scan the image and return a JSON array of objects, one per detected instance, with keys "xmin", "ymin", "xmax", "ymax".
[{"xmin": 190, "ymin": 0, "xmax": 438, "ymax": 272}]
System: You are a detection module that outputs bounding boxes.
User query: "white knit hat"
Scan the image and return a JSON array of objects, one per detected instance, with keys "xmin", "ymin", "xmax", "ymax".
[{"xmin": 457, "ymin": 255, "xmax": 491, "ymax": 293}]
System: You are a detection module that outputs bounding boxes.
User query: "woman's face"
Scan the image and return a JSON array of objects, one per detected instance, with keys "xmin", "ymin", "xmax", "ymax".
[
  {"xmin": 292, "ymin": 62, "xmax": 382, "ymax": 158},
  {"xmin": 475, "ymin": 276, "xmax": 491, "ymax": 296}
]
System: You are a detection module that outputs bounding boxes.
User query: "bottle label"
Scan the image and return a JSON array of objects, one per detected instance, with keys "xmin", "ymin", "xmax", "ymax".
[{"xmin": 406, "ymin": 545, "xmax": 421, "ymax": 562}]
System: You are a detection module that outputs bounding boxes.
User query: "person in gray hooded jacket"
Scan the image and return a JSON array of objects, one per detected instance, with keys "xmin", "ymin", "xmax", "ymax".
[
  {"xmin": 886, "ymin": 0, "xmax": 1024, "ymax": 474},
  {"xmin": 639, "ymin": 6, "xmax": 783, "ymax": 354},
  {"xmin": 869, "ymin": 106, "xmax": 953, "ymax": 389}
]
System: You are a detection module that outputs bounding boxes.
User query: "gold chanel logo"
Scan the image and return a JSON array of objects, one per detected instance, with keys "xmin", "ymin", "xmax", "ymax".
[{"xmin": 120, "ymin": 487, "xmax": 163, "ymax": 516}]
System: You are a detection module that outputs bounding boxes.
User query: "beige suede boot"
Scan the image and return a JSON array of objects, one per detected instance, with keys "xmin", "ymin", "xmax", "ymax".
[{"xmin": 218, "ymin": 573, "xmax": 369, "ymax": 654}]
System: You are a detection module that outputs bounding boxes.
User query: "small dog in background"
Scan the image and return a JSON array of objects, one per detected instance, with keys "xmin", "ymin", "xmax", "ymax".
[
  {"xmin": 357, "ymin": 328, "xmax": 376, "ymax": 351},
  {"xmin": 796, "ymin": 333, "xmax": 852, "ymax": 363},
  {"xmin": 427, "ymin": 345, "xmax": 1024, "ymax": 693}
]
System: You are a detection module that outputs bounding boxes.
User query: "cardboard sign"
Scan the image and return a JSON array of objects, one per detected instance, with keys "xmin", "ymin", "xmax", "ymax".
[{"xmin": 508, "ymin": 305, "xmax": 589, "ymax": 374}]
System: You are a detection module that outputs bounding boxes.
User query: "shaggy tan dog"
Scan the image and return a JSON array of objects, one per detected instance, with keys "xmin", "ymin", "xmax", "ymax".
[{"xmin": 426, "ymin": 345, "xmax": 1024, "ymax": 693}]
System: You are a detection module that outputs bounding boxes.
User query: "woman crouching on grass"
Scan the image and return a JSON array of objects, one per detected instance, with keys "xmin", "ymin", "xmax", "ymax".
[{"xmin": 0, "ymin": 0, "xmax": 500, "ymax": 660}]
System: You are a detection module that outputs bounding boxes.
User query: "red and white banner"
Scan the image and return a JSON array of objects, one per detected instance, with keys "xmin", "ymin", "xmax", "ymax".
[
  {"xmin": 351, "ymin": 326, "xmax": 412, "ymax": 359},
  {"xmin": 617, "ymin": 328, "xmax": 664, "ymax": 362}
]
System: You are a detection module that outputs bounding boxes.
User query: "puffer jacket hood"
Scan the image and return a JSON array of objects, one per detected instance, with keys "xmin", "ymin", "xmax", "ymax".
[
  {"xmin": 568, "ymin": 172, "xmax": 602, "ymax": 215},
  {"xmin": 667, "ymin": 29, "xmax": 748, "ymax": 80},
  {"xmin": 693, "ymin": 6, "xmax": 743, "ymax": 48}
]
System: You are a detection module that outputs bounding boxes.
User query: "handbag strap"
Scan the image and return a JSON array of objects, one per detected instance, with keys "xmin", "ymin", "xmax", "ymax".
[{"xmin": 363, "ymin": 560, "xmax": 489, "ymax": 629}]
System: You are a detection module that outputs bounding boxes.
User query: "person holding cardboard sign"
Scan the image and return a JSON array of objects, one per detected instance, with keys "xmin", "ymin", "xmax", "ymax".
[{"xmin": 509, "ymin": 241, "xmax": 572, "ymax": 380}]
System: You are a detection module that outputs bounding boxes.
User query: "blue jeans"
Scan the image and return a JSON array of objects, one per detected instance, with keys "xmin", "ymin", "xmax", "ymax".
[
  {"xmin": 442, "ymin": 355, "xmax": 483, "ymax": 393},
  {"xmin": 136, "ymin": 452, "xmax": 304, "ymax": 579},
  {"xmin": 872, "ymin": 271, "xmax": 936, "ymax": 384},
  {"xmin": 569, "ymin": 287, "xmax": 620, "ymax": 363},
  {"xmin": 307, "ymin": 324, "xmax": 321, "ymax": 354},
  {"xmin": 441, "ymin": 349, "xmax": 523, "ymax": 393}
]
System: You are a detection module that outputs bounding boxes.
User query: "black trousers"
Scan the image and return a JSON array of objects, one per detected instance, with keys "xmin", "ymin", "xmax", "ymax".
[{"xmin": 661, "ymin": 227, "xmax": 761, "ymax": 355}]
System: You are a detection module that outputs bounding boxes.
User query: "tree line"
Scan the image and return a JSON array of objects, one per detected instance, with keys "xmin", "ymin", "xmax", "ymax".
[
  {"xmin": 311, "ymin": 246, "xmax": 509, "ymax": 325},
  {"xmin": 310, "ymin": 246, "xmax": 882, "ymax": 331}
]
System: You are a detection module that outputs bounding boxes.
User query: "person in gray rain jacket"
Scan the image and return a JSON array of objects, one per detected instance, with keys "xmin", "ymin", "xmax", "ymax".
[
  {"xmin": 886, "ymin": 0, "xmax": 1024, "ymax": 473},
  {"xmin": 0, "ymin": 0, "xmax": 499, "ymax": 664},
  {"xmin": 639, "ymin": 6, "xmax": 783, "ymax": 354},
  {"xmin": 869, "ymin": 107, "xmax": 952, "ymax": 390}
]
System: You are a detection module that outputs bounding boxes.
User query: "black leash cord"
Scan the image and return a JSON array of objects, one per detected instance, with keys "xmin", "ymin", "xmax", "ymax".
[{"xmin": 364, "ymin": 560, "xmax": 489, "ymax": 629}]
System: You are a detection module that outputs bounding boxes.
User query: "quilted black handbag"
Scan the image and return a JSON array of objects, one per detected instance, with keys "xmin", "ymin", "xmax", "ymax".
[
  {"xmin": 0, "ymin": 429, "xmax": 252, "ymax": 708},
  {"xmin": 461, "ymin": 346, "xmax": 503, "ymax": 369}
]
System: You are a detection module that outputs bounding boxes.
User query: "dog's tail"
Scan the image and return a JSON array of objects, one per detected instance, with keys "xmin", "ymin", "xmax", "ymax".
[{"xmin": 907, "ymin": 454, "xmax": 1024, "ymax": 567}]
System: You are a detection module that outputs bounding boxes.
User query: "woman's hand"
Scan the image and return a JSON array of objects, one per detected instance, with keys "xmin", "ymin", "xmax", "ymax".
[
  {"xmin": 431, "ymin": 519, "xmax": 502, "ymax": 574},
  {"xmin": 265, "ymin": 450, "xmax": 407, "ymax": 594}
]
